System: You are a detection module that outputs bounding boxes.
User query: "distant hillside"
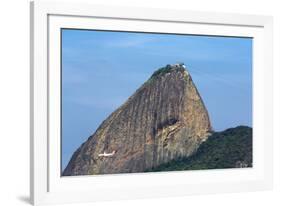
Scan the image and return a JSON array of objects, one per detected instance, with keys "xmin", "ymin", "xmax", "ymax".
[{"xmin": 146, "ymin": 126, "xmax": 252, "ymax": 172}]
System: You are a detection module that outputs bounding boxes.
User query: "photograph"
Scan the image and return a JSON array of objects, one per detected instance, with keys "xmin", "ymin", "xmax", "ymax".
[{"xmin": 61, "ymin": 29, "xmax": 253, "ymax": 176}]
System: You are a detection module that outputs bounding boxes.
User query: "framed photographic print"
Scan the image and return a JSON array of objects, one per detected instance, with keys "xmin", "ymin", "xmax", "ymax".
[{"xmin": 30, "ymin": 1, "xmax": 273, "ymax": 205}]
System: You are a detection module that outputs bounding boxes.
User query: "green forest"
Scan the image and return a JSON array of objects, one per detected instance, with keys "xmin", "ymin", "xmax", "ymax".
[{"xmin": 146, "ymin": 126, "xmax": 252, "ymax": 172}]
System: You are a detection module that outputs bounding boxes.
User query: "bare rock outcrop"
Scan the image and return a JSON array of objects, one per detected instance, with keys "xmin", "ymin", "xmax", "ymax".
[{"xmin": 63, "ymin": 64, "xmax": 212, "ymax": 175}]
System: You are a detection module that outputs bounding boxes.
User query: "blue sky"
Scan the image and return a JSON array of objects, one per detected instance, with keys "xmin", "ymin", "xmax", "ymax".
[{"xmin": 61, "ymin": 29, "xmax": 252, "ymax": 170}]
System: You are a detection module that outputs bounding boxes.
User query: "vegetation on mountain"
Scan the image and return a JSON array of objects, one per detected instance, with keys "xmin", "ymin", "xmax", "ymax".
[{"xmin": 146, "ymin": 126, "xmax": 252, "ymax": 172}]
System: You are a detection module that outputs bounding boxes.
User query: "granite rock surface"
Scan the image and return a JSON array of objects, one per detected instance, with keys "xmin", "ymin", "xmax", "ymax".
[{"xmin": 63, "ymin": 64, "xmax": 212, "ymax": 175}]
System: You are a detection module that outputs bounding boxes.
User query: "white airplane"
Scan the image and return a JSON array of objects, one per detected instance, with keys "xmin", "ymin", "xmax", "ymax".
[{"xmin": 98, "ymin": 150, "xmax": 116, "ymax": 157}]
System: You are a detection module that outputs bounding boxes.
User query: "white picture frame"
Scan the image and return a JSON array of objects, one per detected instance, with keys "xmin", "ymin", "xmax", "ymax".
[{"xmin": 30, "ymin": 1, "xmax": 273, "ymax": 205}]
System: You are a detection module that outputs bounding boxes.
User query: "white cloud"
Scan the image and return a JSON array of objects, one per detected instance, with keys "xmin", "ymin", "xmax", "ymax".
[{"xmin": 104, "ymin": 36, "xmax": 156, "ymax": 48}]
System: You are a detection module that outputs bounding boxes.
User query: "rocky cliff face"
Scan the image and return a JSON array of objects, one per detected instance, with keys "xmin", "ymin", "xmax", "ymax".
[{"xmin": 63, "ymin": 64, "xmax": 212, "ymax": 176}]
